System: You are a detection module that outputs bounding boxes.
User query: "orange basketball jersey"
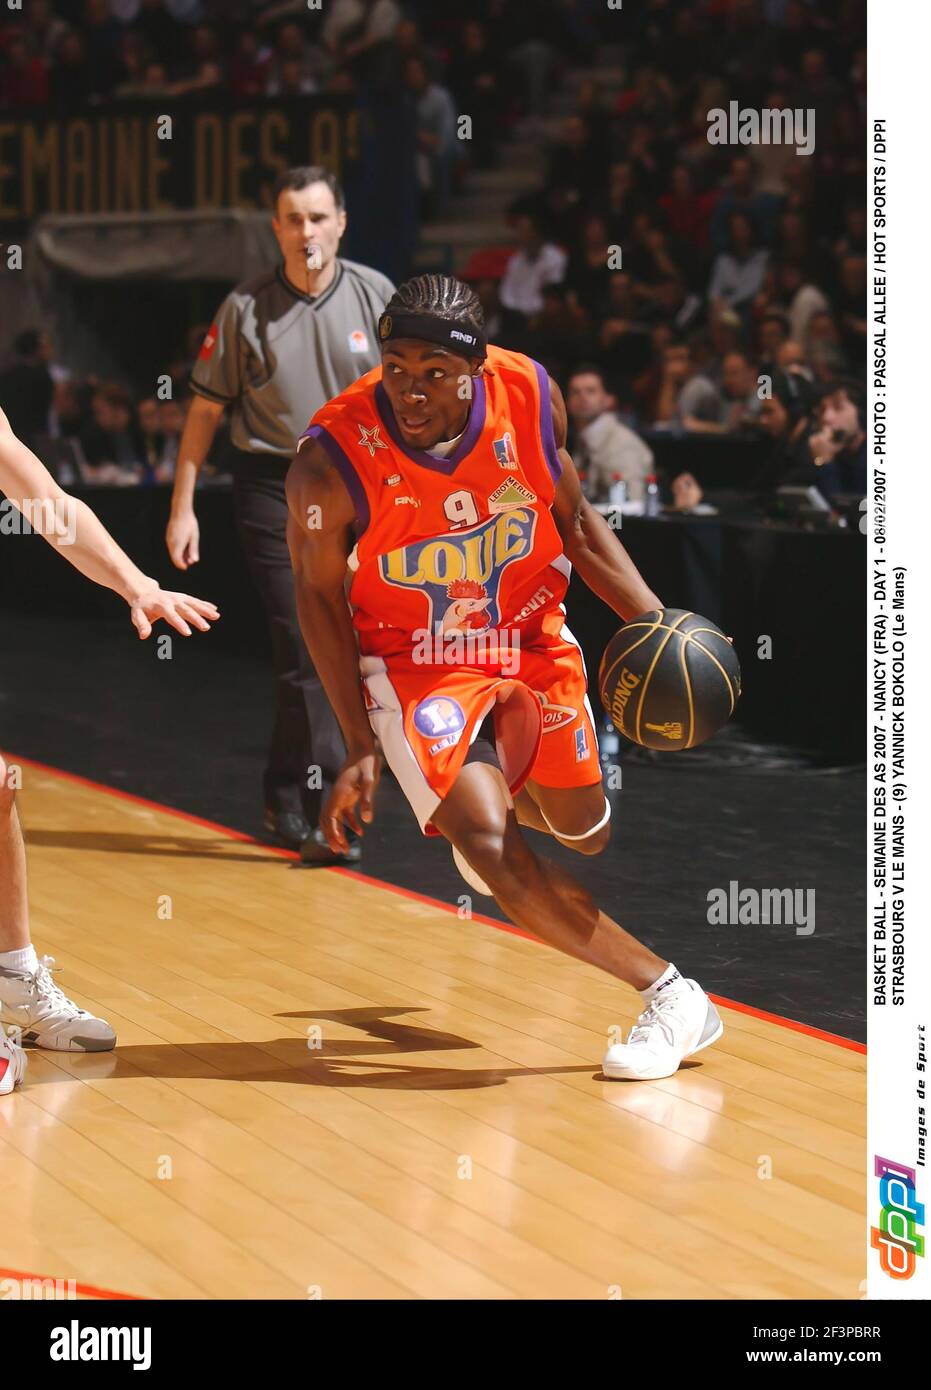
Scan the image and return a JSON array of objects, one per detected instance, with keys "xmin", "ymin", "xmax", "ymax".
[{"xmin": 299, "ymin": 347, "xmax": 569, "ymax": 657}]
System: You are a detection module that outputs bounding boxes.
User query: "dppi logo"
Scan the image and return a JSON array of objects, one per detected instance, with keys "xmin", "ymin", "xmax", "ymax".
[
  {"xmin": 871, "ymin": 1155, "xmax": 925, "ymax": 1279},
  {"xmin": 380, "ymin": 508, "xmax": 536, "ymax": 628}
]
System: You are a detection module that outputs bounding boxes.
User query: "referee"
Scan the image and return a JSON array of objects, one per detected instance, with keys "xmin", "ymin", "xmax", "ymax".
[{"xmin": 166, "ymin": 166, "xmax": 394, "ymax": 863}]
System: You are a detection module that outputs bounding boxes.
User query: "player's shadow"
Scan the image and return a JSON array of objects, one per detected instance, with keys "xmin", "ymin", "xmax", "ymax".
[
  {"xmin": 30, "ymin": 1006, "xmax": 595, "ymax": 1091},
  {"xmin": 19, "ymin": 829, "xmax": 289, "ymax": 864}
]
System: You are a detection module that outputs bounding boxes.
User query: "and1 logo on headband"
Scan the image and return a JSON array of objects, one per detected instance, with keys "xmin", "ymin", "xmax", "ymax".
[{"xmin": 377, "ymin": 310, "xmax": 487, "ymax": 358}]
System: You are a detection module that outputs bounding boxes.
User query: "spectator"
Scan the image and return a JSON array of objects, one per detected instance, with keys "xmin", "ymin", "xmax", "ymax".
[
  {"xmin": 0, "ymin": 331, "xmax": 54, "ymax": 449},
  {"xmin": 805, "ymin": 310, "xmax": 848, "ymax": 381},
  {"xmin": 720, "ymin": 351, "xmax": 764, "ymax": 432},
  {"xmin": 767, "ymin": 259, "xmax": 830, "ymax": 343},
  {"xmin": 80, "ymin": 383, "xmax": 144, "ymax": 482},
  {"xmin": 644, "ymin": 339, "xmax": 725, "ymax": 431},
  {"xmin": 112, "ymin": 32, "xmax": 156, "ymax": 98},
  {"xmin": 21, "ymin": 0, "xmax": 69, "ymax": 62},
  {"xmin": 836, "ymin": 252, "xmax": 867, "ymax": 364},
  {"xmin": 404, "ymin": 55, "xmax": 458, "ymax": 219},
  {"xmin": 265, "ymin": 21, "xmax": 322, "ymax": 95},
  {"xmin": 82, "ymin": 0, "xmax": 123, "ymax": 97},
  {"xmin": 806, "ymin": 380, "xmax": 868, "ymax": 499},
  {"xmin": 498, "ymin": 211, "xmax": 568, "ymax": 321},
  {"xmin": 267, "ymin": 55, "xmax": 316, "ymax": 96},
  {"xmin": 327, "ymin": 0, "xmax": 402, "ymax": 87},
  {"xmin": 599, "ymin": 160, "xmax": 646, "ymax": 244},
  {"xmin": 709, "ymin": 155, "xmax": 783, "ymax": 253},
  {"xmin": 567, "ymin": 365, "xmax": 653, "ymax": 504},
  {"xmin": 157, "ymin": 395, "xmax": 189, "ymax": 478},
  {"xmin": 50, "ymin": 32, "xmax": 96, "ymax": 112},
  {"xmin": 658, "ymin": 163, "xmax": 718, "ymax": 250},
  {"xmin": 595, "ymin": 271, "xmax": 652, "ymax": 380},
  {"xmin": 138, "ymin": 396, "xmax": 167, "ymax": 484},
  {"xmin": 513, "ymin": 284, "xmax": 592, "ymax": 381},
  {"xmin": 708, "ymin": 211, "xmax": 770, "ymax": 317},
  {"xmin": 545, "ymin": 115, "xmax": 603, "ymax": 206},
  {"xmin": 753, "ymin": 371, "xmax": 815, "ymax": 493},
  {"xmin": 756, "ymin": 311, "xmax": 790, "ymax": 369},
  {"xmin": 230, "ymin": 31, "xmax": 271, "ymax": 99},
  {"xmin": 48, "ymin": 379, "xmax": 88, "ymax": 440},
  {"xmin": 0, "ymin": 37, "xmax": 49, "ymax": 107},
  {"xmin": 565, "ymin": 214, "xmax": 616, "ymax": 320},
  {"xmin": 446, "ymin": 20, "xmax": 505, "ymax": 170}
]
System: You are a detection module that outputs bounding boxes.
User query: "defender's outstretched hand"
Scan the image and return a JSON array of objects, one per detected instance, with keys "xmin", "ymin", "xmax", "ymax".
[{"xmin": 127, "ymin": 584, "xmax": 220, "ymax": 640}]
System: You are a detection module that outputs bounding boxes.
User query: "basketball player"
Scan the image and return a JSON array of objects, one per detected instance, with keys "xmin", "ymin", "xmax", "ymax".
[
  {"xmin": 0, "ymin": 407, "xmax": 219, "ymax": 1095},
  {"xmin": 286, "ymin": 275, "xmax": 723, "ymax": 1081}
]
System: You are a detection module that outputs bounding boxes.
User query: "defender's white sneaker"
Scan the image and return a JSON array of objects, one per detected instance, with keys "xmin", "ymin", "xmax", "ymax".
[
  {"xmin": 0, "ymin": 1030, "xmax": 27, "ymax": 1095},
  {"xmin": 603, "ymin": 978, "xmax": 722, "ymax": 1080},
  {"xmin": 452, "ymin": 845, "xmax": 494, "ymax": 896},
  {"xmin": 0, "ymin": 956, "xmax": 116, "ymax": 1052}
]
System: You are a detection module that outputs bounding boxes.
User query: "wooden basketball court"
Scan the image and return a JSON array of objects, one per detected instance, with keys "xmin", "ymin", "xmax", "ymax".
[{"xmin": 0, "ymin": 758, "xmax": 865, "ymax": 1300}]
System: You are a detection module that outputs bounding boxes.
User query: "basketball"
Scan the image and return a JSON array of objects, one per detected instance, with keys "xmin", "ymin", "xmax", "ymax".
[{"xmin": 598, "ymin": 609, "xmax": 741, "ymax": 751}]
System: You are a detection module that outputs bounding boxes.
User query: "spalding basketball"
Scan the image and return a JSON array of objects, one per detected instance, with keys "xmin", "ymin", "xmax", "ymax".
[{"xmin": 598, "ymin": 609, "xmax": 741, "ymax": 751}]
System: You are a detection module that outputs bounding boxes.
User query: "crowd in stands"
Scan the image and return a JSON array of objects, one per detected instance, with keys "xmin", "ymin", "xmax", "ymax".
[
  {"xmin": 0, "ymin": 0, "xmax": 867, "ymax": 514},
  {"xmin": 0, "ymin": 328, "xmax": 217, "ymax": 487}
]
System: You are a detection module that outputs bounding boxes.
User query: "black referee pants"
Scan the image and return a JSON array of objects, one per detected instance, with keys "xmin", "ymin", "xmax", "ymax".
[{"xmin": 231, "ymin": 451, "xmax": 346, "ymax": 824}]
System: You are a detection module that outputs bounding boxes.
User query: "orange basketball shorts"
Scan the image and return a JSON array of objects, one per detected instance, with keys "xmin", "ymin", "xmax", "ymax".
[{"xmin": 359, "ymin": 619, "xmax": 602, "ymax": 836}]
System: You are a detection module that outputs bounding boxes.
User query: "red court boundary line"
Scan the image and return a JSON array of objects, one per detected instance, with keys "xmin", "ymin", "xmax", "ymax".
[
  {"xmin": 10, "ymin": 752, "xmax": 866, "ymax": 1054},
  {"xmin": 0, "ymin": 1266, "xmax": 141, "ymax": 1300}
]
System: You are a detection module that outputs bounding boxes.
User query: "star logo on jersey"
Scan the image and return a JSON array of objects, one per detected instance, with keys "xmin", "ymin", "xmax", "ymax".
[
  {"xmin": 358, "ymin": 424, "xmax": 388, "ymax": 457},
  {"xmin": 488, "ymin": 476, "xmax": 537, "ymax": 514}
]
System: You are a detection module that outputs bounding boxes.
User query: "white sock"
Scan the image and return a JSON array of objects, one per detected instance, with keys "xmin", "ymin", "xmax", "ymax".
[
  {"xmin": 640, "ymin": 962, "xmax": 684, "ymax": 1003},
  {"xmin": 0, "ymin": 945, "xmax": 38, "ymax": 975}
]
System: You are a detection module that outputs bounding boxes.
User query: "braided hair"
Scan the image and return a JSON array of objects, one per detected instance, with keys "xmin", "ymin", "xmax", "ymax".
[{"xmin": 383, "ymin": 274, "xmax": 485, "ymax": 337}]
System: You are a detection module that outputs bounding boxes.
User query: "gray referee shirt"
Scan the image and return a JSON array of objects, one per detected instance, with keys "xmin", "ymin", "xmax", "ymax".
[{"xmin": 190, "ymin": 258, "xmax": 395, "ymax": 458}]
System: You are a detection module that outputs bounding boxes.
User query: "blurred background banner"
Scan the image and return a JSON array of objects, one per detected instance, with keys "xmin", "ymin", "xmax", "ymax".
[
  {"xmin": 1, "ymin": 95, "xmax": 416, "ymax": 383},
  {"xmin": 0, "ymin": 95, "xmax": 415, "ymax": 251}
]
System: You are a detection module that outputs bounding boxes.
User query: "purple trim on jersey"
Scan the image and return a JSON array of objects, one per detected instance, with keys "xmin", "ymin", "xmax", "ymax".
[
  {"xmin": 531, "ymin": 359, "xmax": 562, "ymax": 486},
  {"xmin": 373, "ymin": 377, "xmax": 487, "ymax": 474},
  {"xmin": 303, "ymin": 424, "xmax": 370, "ymax": 532}
]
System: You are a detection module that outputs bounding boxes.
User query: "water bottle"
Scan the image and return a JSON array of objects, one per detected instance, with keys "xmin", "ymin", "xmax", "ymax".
[
  {"xmin": 608, "ymin": 474, "xmax": 627, "ymax": 506},
  {"xmin": 644, "ymin": 473, "xmax": 662, "ymax": 518}
]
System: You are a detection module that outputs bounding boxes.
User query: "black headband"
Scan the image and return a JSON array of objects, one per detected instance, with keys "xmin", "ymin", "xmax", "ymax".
[{"xmin": 378, "ymin": 310, "xmax": 487, "ymax": 359}]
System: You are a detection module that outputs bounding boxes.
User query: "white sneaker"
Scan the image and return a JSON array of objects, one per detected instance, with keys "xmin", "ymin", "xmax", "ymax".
[
  {"xmin": 0, "ymin": 956, "xmax": 116, "ymax": 1052},
  {"xmin": 451, "ymin": 845, "xmax": 494, "ymax": 897},
  {"xmin": 603, "ymin": 978, "xmax": 722, "ymax": 1080},
  {"xmin": 0, "ymin": 1029, "xmax": 27, "ymax": 1095}
]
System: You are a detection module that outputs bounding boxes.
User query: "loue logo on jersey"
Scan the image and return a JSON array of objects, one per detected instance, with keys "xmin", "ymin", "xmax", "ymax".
[
  {"xmin": 871, "ymin": 1156, "xmax": 925, "ymax": 1279},
  {"xmin": 413, "ymin": 696, "xmax": 465, "ymax": 755},
  {"xmin": 380, "ymin": 508, "xmax": 537, "ymax": 629}
]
